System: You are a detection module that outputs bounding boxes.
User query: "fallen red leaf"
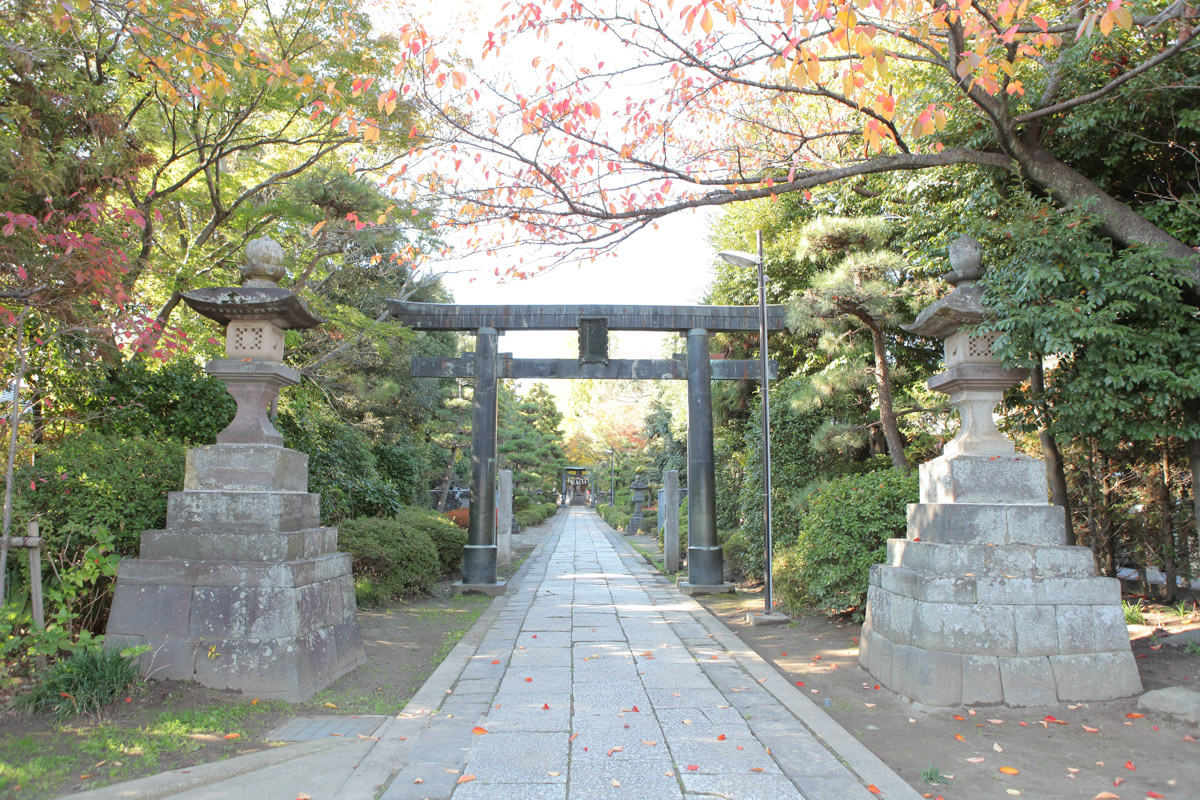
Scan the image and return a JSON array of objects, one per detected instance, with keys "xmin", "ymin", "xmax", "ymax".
[
  {"xmin": 223, "ymin": 733, "xmax": 240, "ymax": 740},
  {"xmin": 685, "ymin": 765, "xmax": 700, "ymax": 771},
  {"xmin": 542, "ymin": 703, "xmax": 550, "ymax": 710},
  {"xmin": 999, "ymin": 766, "xmax": 1019, "ymax": 775},
  {"xmin": 954, "ymin": 734, "xmax": 965, "ymax": 741},
  {"xmin": 525, "ymin": 677, "xmax": 533, "ymax": 682},
  {"xmin": 868, "ymin": 786, "xmax": 881, "ymax": 794},
  {"xmin": 491, "ymin": 660, "xmax": 500, "ymax": 664},
  {"xmin": 472, "ymin": 727, "xmax": 488, "ymax": 735},
  {"xmin": 631, "ymin": 705, "xmax": 640, "ymax": 712},
  {"xmin": 954, "ymin": 715, "xmax": 965, "ymax": 721},
  {"xmin": 1083, "ymin": 725, "xmax": 1100, "ymax": 733},
  {"xmin": 795, "ymin": 681, "xmax": 805, "ymax": 687},
  {"xmin": 874, "ymin": 685, "xmax": 880, "ymax": 689},
  {"xmin": 1146, "ymin": 792, "xmax": 1164, "ymax": 799},
  {"xmin": 717, "ymin": 734, "xmax": 726, "ymax": 741},
  {"xmin": 456, "ymin": 774, "xmax": 476, "ymax": 784},
  {"xmin": 1125, "ymin": 713, "xmax": 1145, "ymax": 719},
  {"xmin": 1125, "ymin": 761, "xmax": 1136, "ymax": 771}
]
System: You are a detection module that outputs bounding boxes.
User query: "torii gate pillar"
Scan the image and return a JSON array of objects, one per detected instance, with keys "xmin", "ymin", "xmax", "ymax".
[
  {"xmin": 680, "ymin": 328, "xmax": 734, "ymax": 595},
  {"xmin": 459, "ymin": 327, "xmax": 505, "ymax": 594}
]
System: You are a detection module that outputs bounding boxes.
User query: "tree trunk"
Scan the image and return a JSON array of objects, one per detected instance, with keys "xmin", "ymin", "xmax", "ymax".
[
  {"xmin": 1101, "ymin": 457, "xmax": 1116, "ymax": 578},
  {"xmin": 1087, "ymin": 439, "xmax": 1101, "ymax": 575},
  {"xmin": 866, "ymin": 321, "xmax": 909, "ymax": 471},
  {"xmin": 1160, "ymin": 443, "xmax": 1177, "ymax": 602},
  {"xmin": 1, "ymin": 307, "xmax": 31, "ymax": 603},
  {"xmin": 1008, "ymin": 130, "xmax": 1200, "ymax": 279},
  {"xmin": 436, "ymin": 445, "xmax": 458, "ymax": 511},
  {"xmin": 1030, "ymin": 362, "xmax": 1075, "ymax": 543}
]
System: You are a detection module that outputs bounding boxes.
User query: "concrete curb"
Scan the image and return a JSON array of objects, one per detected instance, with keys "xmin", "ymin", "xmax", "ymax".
[
  {"xmin": 62, "ymin": 737, "xmax": 371, "ymax": 800},
  {"xmin": 604, "ymin": 523, "xmax": 924, "ymax": 800}
]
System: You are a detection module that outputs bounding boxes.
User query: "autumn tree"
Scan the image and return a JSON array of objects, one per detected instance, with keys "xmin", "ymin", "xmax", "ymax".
[{"xmin": 383, "ymin": 0, "xmax": 1196, "ymax": 283}]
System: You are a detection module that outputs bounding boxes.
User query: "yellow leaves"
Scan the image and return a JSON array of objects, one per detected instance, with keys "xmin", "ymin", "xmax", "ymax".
[
  {"xmin": 324, "ymin": 702, "xmax": 338, "ymax": 709},
  {"xmin": 700, "ymin": 7, "xmax": 713, "ymax": 35}
]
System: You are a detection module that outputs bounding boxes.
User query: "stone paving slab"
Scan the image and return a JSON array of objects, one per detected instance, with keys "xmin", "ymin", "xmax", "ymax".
[{"xmin": 374, "ymin": 507, "xmax": 921, "ymax": 800}]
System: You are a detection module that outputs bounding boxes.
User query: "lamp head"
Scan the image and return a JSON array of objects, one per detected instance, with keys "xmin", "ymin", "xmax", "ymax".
[{"xmin": 717, "ymin": 249, "xmax": 759, "ymax": 269}]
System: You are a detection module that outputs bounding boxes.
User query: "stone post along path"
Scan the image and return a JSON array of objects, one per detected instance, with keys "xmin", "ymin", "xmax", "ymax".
[{"xmin": 370, "ymin": 508, "xmax": 915, "ymax": 800}]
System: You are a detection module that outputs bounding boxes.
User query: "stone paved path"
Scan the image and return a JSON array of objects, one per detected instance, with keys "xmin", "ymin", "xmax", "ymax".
[{"xmin": 378, "ymin": 508, "xmax": 916, "ymax": 800}]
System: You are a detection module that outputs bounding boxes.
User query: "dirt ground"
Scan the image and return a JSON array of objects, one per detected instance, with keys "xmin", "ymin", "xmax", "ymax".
[
  {"xmin": 698, "ymin": 590, "xmax": 1200, "ymax": 800},
  {"xmin": 0, "ymin": 515, "xmax": 554, "ymax": 799}
]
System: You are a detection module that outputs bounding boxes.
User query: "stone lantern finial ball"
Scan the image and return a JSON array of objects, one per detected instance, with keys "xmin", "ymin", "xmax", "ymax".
[
  {"xmin": 946, "ymin": 235, "xmax": 985, "ymax": 286},
  {"xmin": 241, "ymin": 237, "xmax": 287, "ymax": 286}
]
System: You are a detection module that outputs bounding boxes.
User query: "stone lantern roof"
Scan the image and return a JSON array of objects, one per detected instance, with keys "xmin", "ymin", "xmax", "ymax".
[
  {"xmin": 181, "ymin": 236, "xmax": 324, "ymax": 329},
  {"xmin": 904, "ymin": 235, "xmax": 988, "ymax": 340}
]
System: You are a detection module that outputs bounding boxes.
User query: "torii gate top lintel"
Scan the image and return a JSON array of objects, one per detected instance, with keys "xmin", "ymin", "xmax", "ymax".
[{"xmin": 386, "ymin": 301, "xmax": 787, "ymax": 333}]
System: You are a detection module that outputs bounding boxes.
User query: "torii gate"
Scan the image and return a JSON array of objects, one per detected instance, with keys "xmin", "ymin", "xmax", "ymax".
[{"xmin": 388, "ymin": 302, "xmax": 786, "ymax": 595}]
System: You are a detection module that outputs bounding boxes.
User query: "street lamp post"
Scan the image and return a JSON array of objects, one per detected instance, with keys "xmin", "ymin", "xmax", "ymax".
[
  {"xmin": 719, "ymin": 232, "xmax": 787, "ymax": 626},
  {"xmin": 605, "ymin": 448, "xmax": 615, "ymax": 506}
]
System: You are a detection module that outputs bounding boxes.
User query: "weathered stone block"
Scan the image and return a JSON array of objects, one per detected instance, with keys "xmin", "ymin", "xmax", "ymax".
[
  {"xmin": 1033, "ymin": 546, "xmax": 1095, "ymax": 578},
  {"xmin": 983, "ymin": 546, "xmax": 1036, "ymax": 577},
  {"xmin": 908, "ymin": 503, "xmax": 1065, "ymax": 546},
  {"xmin": 139, "ymin": 528, "xmax": 337, "ymax": 561},
  {"xmin": 962, "ymin": 655, "xmax": 1003, "ymax": 705},
  {"xmin": 920, "ymin": 454, "xmax": 1049, "ymax": 505},
  {"xmin": 185, "ymin": 444, "xmax": 309, "ymax": 492},
  {"xmin": 880, "ymin": 566, "xmax": 977, "ymax": 604},
  {"xmin": 998, "ymin": 656, "xmax": 1058, "ymax": 706},
  {"xmin": 1137, "ymin": 687, "xmax": 1200, "ymax": 723},
  {"xmin": 887, "ymin": 539, "xmax": 988, "ymax": 576},
  {"xmin": 105, "ymin": 583, "xmax": 192, "ymax": 637},
  {"xmin": 1092, "ymin": 604, "xmax": 1130, "ymax": 651},
  {"xmin": 104, "ymin": 634, "xmax": 196, "ymax": 681},
  {"xmin": 115, "ymin": 552, "xmax": 353, "ymax": 589},
  {"xmin": 975, "ymin": 575, "xmax": 1119, "ymax": 606},
  {"xmin": 908, "ymin": 502, "xmax": 1006, "ymax": 545},
  {"xmin": 863, "ymin": 585, "xmax": 915, "ymax": 646},
  {"xmin": 1013, "ymin": 604, "xmax": 1058, "ymax": 656},
  {"xmin": 189, "ymin": 586, "xmax": 304, "ymax": 639},
  {"xmin": 893, "ymin": 644, "xmax": 963, "ymax": 707},
  {"xmin": 1051, "ymin": 651, "xmax": 1142, "ymax": 702},
  {"xmin": 166, "ymin": 490, "xmax": 319, "ymax": 531},
  {"xmin": 911, "ymin": 601, "xmax": 1015, "ymax": 656},
  {"xmin": 1056, "ymin": 605, "xmax": 1098, "ymax": 654}
]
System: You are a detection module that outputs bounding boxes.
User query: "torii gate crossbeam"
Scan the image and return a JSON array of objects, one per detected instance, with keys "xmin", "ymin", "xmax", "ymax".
[{"xmin": 390, "ymin": 302, "xmax": 787, "ymax": 596}]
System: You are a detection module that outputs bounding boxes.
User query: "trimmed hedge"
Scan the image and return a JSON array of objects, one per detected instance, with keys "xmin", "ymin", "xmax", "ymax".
[
  {"xmin": 773, "ymin": 469, "xmax": 917, "ymax": 618},
  {"xmin": 391, "ymin": 506, "xmax": 469, "ymax": 575},
  {"xmin": 338, "ymin": 515, "xmax": 441, "ymax": 606}
]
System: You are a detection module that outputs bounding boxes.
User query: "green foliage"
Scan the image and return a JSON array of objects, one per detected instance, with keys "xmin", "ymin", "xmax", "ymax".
[
  {"xmin": 721, "ymin": 528, "xmax": 759, "ymax": 579},
  {"xmin": 597, "ymin": 503, "xmax": 631, "ymax": 531},
  {"xmin": 337, "ymin": 516, "xmax": 440, "ymax": 605},
  {"xmin": 1122, "ymin": 600, "xmax": 1146, "ymax": 626},
  {"xmin": 386, "ymin": 507, "xmax": 468, "ymax": 576},
  {"xmin": 774, "ymin": 469, "xmax": 917, "ymax": 617},
  {"xmin": 14, "ymin": 432, "xmax": 184, "ymax": 557},
  {"xmin": 14, "ymin": 646, "xmax": 141, "ymax": 721},
  {"xmin": 975, "ymin": 198, "xmax": 1200, "ymax": 447},
  {"xmin": 79, "ymin": 359, "xmax": 236, "ymax": 444},
  {"xmin": 372, "ymin": 442, "xmax": 426, "ymax": 506},
  {"xmin": 276, "ymin": 395, "xmax": 405, "ymax": 524},
  {"xmin": 638, "ymin": 510, "xmax": 657, "ymax": 534}
]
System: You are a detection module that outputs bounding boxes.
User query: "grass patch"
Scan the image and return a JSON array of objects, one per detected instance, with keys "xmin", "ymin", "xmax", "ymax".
[
  {"xmin": 14, "ymin": 647, "xmax": 142, "ymax": 722},
  {"xmin": 0, "ymin": 736, "xmax": 76, "ymax": 796},
  {"xmin": 1123, "ymin": 600, "xmax": 1146, "ymax": 625}
]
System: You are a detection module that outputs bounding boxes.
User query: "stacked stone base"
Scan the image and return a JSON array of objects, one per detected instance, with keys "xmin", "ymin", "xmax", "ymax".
[
  {"xmin": 858, "ymin": 455, "xmax": 1141, "ymax": 707},
  {"xmin": 860, "ymin": 541, "xmax": 1141, "ymax": 706},
  {"xmin": 106, "ymin": 445, "xmax": 365, "ymax": 702}
]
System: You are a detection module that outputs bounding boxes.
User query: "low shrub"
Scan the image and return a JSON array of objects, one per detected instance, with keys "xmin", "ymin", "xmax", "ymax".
[
  {"xmin": 15, "ymin": 646, "xmax": 141, "ymax": 721},
  {"xmin": 338, "ymin": 516, "xmax": 440, "ymax": 605},
  {"xmin": 443, "ymin": 507, "xmax": 469, "ymax": 529},
  {"xmin": 722, "ymin": 528, "xmax": 758, "ymax": 579},
  {"xmin": 392, "ymin": 507, "xmax": 468, "ymax": 575},
  {"xmin": 638, "ymin": 510, "xmax": 657, "ymax": 534},
  {"xmin": 774, "ymin": 469, "xmax": 917, "ymax": 618}
]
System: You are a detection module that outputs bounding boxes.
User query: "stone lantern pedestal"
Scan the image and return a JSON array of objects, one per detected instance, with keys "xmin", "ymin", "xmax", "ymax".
[
  {"xmin": 105, "ymin": 239, "xmax": 365, "ymax": 701},
  {"xmin": 858, "ymin": 237, "xmax": 1141, "ymax": 707}
]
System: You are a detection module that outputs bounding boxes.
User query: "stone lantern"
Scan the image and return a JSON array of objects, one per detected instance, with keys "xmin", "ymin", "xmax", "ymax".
[
  {"xmin": 857, "ymin": 236, "xmax": 1141, "ymax": 707},
  {"xmin": 627, "ymin": 478, "xmax": 649, "ymax": 535},
  {"xmin": 105, "ymin": 238, "xmax": 365, "ymax": 701}
]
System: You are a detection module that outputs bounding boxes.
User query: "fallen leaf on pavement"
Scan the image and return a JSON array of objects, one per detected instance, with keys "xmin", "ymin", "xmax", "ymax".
[
  {"xmin": 1124, "ymin": 761, "xmax": 1136, "ymax": 771},
  {"xmin": 548, "ymin": 771, "xmax": 560, "ymax": 777},
  {"xmin": 642, "ymin": 740, "xmax": 657, "ymax": 746},
  {"xmin": 994, "ymin": 743, "xmax": 1004, "ymax": 753},
  {"xmin": 967, "ymin": 758, "xmax": 985, "ymax": 763},
  {"xmin": 606, "ymin": 747, "xmax": 623, "ymax": 756},
  {"xmin": 1146, "ymin": 792, "xmax": 1164, "ymax": 799},
  {"xmin": 1092, "ymin": 793, "xmax": 1119, "ymax": 800},
  {"xmin": 717, "ymin": 734, "xmax": 726, "ymax": 741},
  {"xmin": 611, "ymin": 779, "xmax": 621, "ymax": 787},
  {"xmin": 413, "ymin": 778, "xmax": 423, "ymax": 784},
  {"xmin": 456, "ymin": 775, "xmax": 476, "ymax": 784},
  {"xmin": 867, "ymin": 786, "xmax": 881, "ymax": 794},
  {"xmin": 686, "ymin": 765, "xmax": 699, "ymax": 771},
  {"xmin": 750, "ymin": 767, "xmax": 765, "ymax": 772},
  {"xmin": 954, "ymin": 734, "xmax": 965, "ymax": 741},
  {"xmin": 1006, "ymin": 791, "xmax": 1021, "ymax": 796},
  {"xmin": 472, "ymin": 727, "xmax": 488, "ymax": 735},
  {"xmin": 987, "ymin": 719, "xmax": 1004, "ymax": 725},
  {"xmin": 1083, "ymin": 725, "xmax": 1100, "ymax": 733},
  {"xmin": 1126, "ymin": 713, "xmax": 1145, "ymax": 719},
  {"xmin": 999, "ymin": 766, "xmax": 1019, "ymax": 775}
]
